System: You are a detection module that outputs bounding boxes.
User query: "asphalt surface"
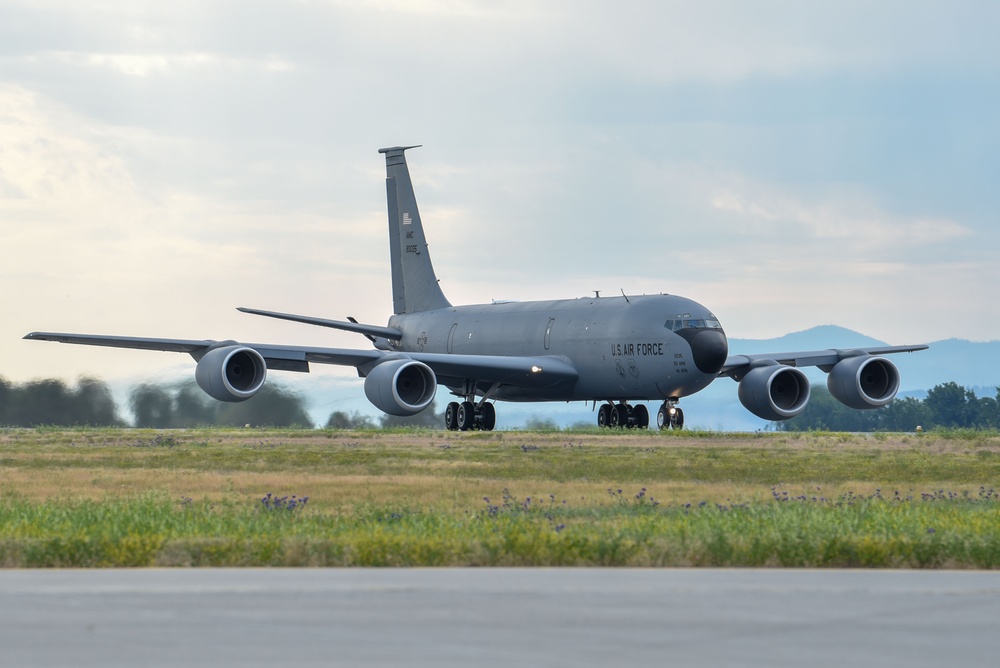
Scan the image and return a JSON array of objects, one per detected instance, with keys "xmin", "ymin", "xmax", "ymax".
[{"xmin": 1, "ymin": 568, "xmax": 998, "ymax": 667}]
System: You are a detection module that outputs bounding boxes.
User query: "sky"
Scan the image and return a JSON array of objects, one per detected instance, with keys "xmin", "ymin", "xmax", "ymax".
[{"xmin": 2, "ymin": 0, "xmax": 998, "ymax": 393}]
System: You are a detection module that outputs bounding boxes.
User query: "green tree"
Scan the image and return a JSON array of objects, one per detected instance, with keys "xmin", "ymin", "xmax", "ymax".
[
  {"xmin": 16, "ymin": 379, "xmax": 73, "ymax": 425},
  {"xmin": 73, "ymin": 377, "xmax": 123, "ymax": 426},
  {"xmin": 378, "ymin": 401, "xmax": 443, "ymax": 428},
  {"xmin": 0, "ymin": 377, "xmax": 10, "ymax": 425},
  {"xmin": 875, "ymin": 396, "xmax": 931, "ymax": 431},
  {"xmin": 171, "ymin": 383, "xmax": 217, "ymax": 427},
  {"xmin": 129, "ymin": 384, "xmax": 175, "ymax": 428},
  {"xmin": 978, "ymin": 390, "xmax": 1000, "ymax": 429},
  {"xmin": 325, "ymin": 410, "xmax": 377, "ymax": 429},
  {"xmin": 1, "ymin": 377, "xmax": 122, "ymax": 426},
  {"xmin": 924, "ymin": 382, "xmax": 973, "ymax": 428},
  {"xmin": 215, "ymin": 384, "xmax": 313, "ymax": 428},
  {"xmin": 776, "ymin": 385, "xmax": 878, "ymax": 431},
  {"xmin": 525, "ymin": 416, "xmax": 559, "ymax": 430}
]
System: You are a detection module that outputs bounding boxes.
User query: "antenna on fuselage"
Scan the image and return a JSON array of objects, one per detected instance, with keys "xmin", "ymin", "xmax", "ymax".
[{"xmin": 621, "ymin": 289, "xmax": 629, "ymax": 303}]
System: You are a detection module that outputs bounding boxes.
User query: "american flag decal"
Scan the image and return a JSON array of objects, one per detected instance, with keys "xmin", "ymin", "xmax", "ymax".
[{"xmin": 402, "ymin": 212, "xmax": 412, "ymax": 225}]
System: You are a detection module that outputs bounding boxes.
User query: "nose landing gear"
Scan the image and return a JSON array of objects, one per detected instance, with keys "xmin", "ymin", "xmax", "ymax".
[{"xmin": 656, "ymin": 401, "xmax": 684, "ymax": 430}]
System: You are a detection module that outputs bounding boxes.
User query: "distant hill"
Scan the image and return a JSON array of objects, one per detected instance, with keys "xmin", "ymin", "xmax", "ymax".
[{"xmin": 729, "ymin": 325, "xmax": 888, "ymax": 355}]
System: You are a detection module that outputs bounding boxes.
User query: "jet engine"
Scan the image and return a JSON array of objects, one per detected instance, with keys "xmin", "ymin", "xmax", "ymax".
[
  {"xmin": 195, "ymin": 345, "xmax": 267, "ymax": 402},
  {"xmin": 364, "ymin": 359, "xmax": 437, "ymax": 416},
  {"xmin": 827, "ymin": 355, "xmax": 899, "ymax": 409},
  {"xmin": 738, "ymin": 364, "xmax": 811, "ymax": 421}
]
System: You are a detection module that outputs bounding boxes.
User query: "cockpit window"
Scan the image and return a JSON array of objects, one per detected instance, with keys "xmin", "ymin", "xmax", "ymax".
[{"xmin": 665, "ymin": 318, "xmax": 723, "ymax": 331}]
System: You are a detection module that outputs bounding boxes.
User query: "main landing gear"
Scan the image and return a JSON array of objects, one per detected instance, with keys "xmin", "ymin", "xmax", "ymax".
[
  {"xmin": 596, "ymin": 400, "xmax": 684, "ymax": 430},
  {"xmin": 596, "ymin": 402, "xmax": 650, "ymax": 429},
  {"xmin": 445, "ymin": 400, "xmax": 497, "ymax": 431}
]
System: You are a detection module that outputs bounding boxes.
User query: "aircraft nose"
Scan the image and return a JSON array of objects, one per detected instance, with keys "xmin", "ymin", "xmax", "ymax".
[{"xmin": 689, "ymin": 329, "xmax": 728, "ymax": 375}]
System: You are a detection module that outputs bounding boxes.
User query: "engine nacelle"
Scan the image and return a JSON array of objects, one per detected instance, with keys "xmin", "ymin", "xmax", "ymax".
[
  {"xmin": 738, "ymin": 364, "xmax": 811, "ymax": 421},
  {"xmin": 364, "ymin": 359, "xmax": 437, "ymax": 416},
  {"xmin": 827, "ymin": 355, "xmax": 899, "ymax": 410},
  {"xmin": 195, "ymin": 345, "xmax": 267, "ymax": 402}
]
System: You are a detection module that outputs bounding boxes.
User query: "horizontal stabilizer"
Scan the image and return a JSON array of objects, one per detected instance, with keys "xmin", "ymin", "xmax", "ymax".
[{"xmin": 237, "ymin": 307, "xmax": 402, "ymax": 340}]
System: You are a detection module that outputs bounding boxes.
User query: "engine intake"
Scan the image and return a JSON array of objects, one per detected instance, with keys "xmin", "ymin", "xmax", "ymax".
[
  {"xmin": 364, "ymin": 359, "xmax": 437, "ymax": 416},
  {"xmin": 738, "ymin": 364, "xmax": 811, "ymax": 421},
  {"xmin": 827, "ymin": 355, "xmax": 899, "ymax": 410},
  {"xmin": 195, "ymin": 345, "xmax": 267, "ymax": 402}
]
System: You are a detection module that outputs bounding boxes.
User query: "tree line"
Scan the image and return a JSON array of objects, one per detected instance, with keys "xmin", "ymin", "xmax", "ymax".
[
  {"xmin": 774, "ymin": 382, "xmax": 1000, "ymax": 432},
  {"xmin": 4, "ymin": 375, "xmax": 993, "ymax": 432},
  {"xmin": 0, "ymin": 376, "xmax": 443, "ymax": 429}
]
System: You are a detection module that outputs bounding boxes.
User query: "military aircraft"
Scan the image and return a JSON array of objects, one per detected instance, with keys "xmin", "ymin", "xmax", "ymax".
[{"xmin": 26, "ymin": 146, "xmax": 928, "ymax": 431}]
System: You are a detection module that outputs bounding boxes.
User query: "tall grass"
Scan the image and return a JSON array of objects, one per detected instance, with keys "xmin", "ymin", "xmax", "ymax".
[
  {"xmin": 1, "ymin": 487, "xmax": 998, "ymax": 568},
  {"xmin": 2, "ymin": 428, "xmax": 1000, "ymax": 567}
]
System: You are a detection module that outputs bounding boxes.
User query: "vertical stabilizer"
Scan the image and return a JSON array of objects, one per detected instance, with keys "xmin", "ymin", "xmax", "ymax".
[{"xmin": 379, "ymin": 146, "xmax": 452, "ymax": 314}]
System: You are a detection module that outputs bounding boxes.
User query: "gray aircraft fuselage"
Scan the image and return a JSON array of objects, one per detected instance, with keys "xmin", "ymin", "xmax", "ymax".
[{"xmin": 387, "ymin": 294, "xmax": 728, "ymax": 402}]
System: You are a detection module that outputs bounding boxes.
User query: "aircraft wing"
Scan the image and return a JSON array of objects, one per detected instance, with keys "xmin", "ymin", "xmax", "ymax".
[
  {"xmin": 23, "ymin": 332, "xmax": 384, "ymax": 372},
  {"xmin": 23, "ymin": 332, "xmax": 212, "ymax": 354},
  {"xmin": 23, "ymin": 332, "xmax": 578, "ymax": 387},
  {"xmin": 719, "ymin": 345, "xmax": 929, "ymax": 380}
]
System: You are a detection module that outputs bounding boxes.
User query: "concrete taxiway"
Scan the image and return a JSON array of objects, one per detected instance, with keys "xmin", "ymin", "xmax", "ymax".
[{"xmin": 1, "ymin": 568, "xmax": 998, "ymax": 667}]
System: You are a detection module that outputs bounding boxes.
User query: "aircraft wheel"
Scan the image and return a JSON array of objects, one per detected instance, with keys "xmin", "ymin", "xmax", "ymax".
[
  {"xmin": 457, "ymin": 401, "xmax": 476, "ymax": 431},
  {"xmin": 480, "ymin": 402, "xmax": 496, "ymax": 431},
  {"xmin": 656, "ymin": 404, "xmax": 667, "ymax": 430},
  {"xmin": 658, "ymin": 403, "xmax": 684, "ymax": 430},
  {"xmin": 597, "ymin": 404, "xmax": 612, "ymax": 428},
  {"xmin": 671, "ymin": 408, "xmax": 685, "ymax": 430},
  {"xmin": 633, "ymin": 404, "xmax": 649, "ymax": 429},
  {"xmin": 610, "ymin": 403, "xmax": 629, "ymax": 428},
  {"xmin": 445, "ymin": 402, "xmax": 460, "ymax": 431}
]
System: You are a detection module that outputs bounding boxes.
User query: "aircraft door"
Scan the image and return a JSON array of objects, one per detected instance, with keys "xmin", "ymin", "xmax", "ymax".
[
  {"xmin": 447, "ymin": 322, "xmax": 458, "ymax": 353},
  {"xmin": 544, "ymin": 318, "xmax": 555, "ymax": 350}
]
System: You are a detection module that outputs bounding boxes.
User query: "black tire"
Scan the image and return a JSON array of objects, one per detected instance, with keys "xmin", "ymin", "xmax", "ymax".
[
  {"xmin": 656, "ymin": 404, "xmax": 668, "ymax": 430},
  {"xmin": 597, "ymin": 404, "xmax": 612, "ymax": 428},
  {"xmin": 610, "ymin": 404, "xmax": 629, "ymax": 428},
  {"xmin": 445, "ymin": 402, "xmax": 460, "ymax": 431},
  {"xmin": 633, "ymin": 404, "xmax": 649, "ymax": 429},
  {"xmin": 481, "ymin": 402, "xmax": 496, "ymax": 431},
  {"xmin": 671, "ymin": 407, "xmax": 684, "ymax": 430},
  {"xmin": 457, "ymin": 401, "xmax": 476, "ymax": 431}
]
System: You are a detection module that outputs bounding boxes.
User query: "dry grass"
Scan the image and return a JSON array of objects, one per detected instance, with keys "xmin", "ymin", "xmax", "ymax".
[
  {"xmin": 2, "ymin": 427, "xmax": 998, "ymax": 506},
  {"xmin": 2, "ymin": 428, "xmax": 999, "ymax": 568}
]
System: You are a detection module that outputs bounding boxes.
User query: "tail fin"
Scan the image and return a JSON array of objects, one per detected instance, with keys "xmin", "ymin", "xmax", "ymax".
[{"xmin": 380, "ymin": 146, "xmax": 452, "ymax": 314}]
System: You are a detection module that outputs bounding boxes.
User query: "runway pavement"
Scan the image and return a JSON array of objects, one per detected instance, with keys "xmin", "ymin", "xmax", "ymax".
[{"xmin": 1, "ymin": 568, "xmax": 998, "ymax": 667}]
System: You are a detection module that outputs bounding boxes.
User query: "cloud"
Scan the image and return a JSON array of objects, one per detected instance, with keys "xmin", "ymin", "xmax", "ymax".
[
  {"xmin": 40, "ymin": 52, "xmax": 297, "ymax": 78},
  {"xmin": 2, "ymin": 0, "xmax": 998, "ymax": 388},
  {"xmin": 709, "ymin": 184, "xmax": 972, "ymax": 248}
]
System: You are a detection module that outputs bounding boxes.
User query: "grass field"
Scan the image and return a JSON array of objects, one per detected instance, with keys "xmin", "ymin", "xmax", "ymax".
[{"xmin": 1, "ymin": 427, "xmax": 999, "ymax": 567}]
